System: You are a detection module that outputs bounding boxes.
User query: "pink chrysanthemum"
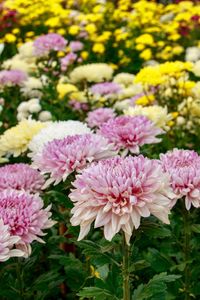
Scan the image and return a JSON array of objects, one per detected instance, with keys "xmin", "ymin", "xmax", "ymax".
[
  {"xmin": 86, "ymin": 108, "xmax": 116, "ymax": 128},
  {"xmin": 61, "ymin": 52, "xmax": 77, "ymax": 71},
  {"xmin": 98, "ymin": 115, "xmax": 163, "ymax": 155},
  {"xmin": 0, "ymin": 189, "xmax": 55, "ymax": 244},
  {"xmin": 0, "ymin": 219, "xmax": 25, "ymax": 262},
  {"xmin": 69, "ymin": 41, "xmax": 84, "ymax": 52},
  {"xmin": 33, "ymin": 33, "xmax": 67, "ymax": 56},
  {"xmin": 160, "ymin": 149, "xmax": 200, "ymax": 210},
  {"xmin": 0, "ymin": 163, "xmax": 44, "ymax": 193},
  {"xmin": 32, "ymin": 134, "xmax": 116, "ymax": 187},
  {"xmin": 70, "ymin": 156, "xmax": 174, "ymax": 244},
  {"xmin": 0, "ymin": 70, "xmax": 27, "ymax": 86},
  {"xmin": 90, "ymin": 82, "xmax": 121, "ymax": 96}
]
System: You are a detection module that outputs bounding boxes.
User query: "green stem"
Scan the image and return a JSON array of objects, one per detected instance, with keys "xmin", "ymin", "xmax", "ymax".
[
  {"xmin": 122, "ymin": 233, "xmax": 130, "ymax": 300},
  {"xmin": 16, "ymin": 259, "xmax": 25, "ymax": 300},
  {"xmin": 182, "ymin": 203, "xmax": 191, "ymax": 300}
]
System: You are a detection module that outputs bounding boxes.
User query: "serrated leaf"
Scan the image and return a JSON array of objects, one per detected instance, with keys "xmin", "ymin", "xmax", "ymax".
[
  {"xmin": 191, "ymin": 224, "xmax": 200, "ymax": 233},
  {"xmin": 78, "ymin": 287, "xmax": 118, "ymax": 299},
  {"xmin": 132, "ymin": 273, "xmax": 181, "ymax": 300}
]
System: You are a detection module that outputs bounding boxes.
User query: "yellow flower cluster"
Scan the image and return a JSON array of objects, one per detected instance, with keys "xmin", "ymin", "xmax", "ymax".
[
  {"xmin": 135, "ymin": 61, "xmax": 193, "ymax": 86},
  {"xmin": 2, "ymin": 0, "xmax": 200, "ymax": 68}
]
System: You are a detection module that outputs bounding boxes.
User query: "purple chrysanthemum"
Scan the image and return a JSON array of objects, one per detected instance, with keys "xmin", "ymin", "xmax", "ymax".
[
  {"xmin": 0, "ymin": 189, "xmax": 55, "ymax": 244},
  {"xmin": 98, "ymin": 115, "xmax": 163, "ymax": 155},
  {"xmin": 0, "ymin": 219, "xmax": 25, "ymax": 262},
  {"xmin": 0, "ymin": 163, "xmax": 44, "ymax": 193},
  {"xmin": 160, "ymin": 149, "xmax": 200, "ymax": 210},
  {"xmin": 0, "ymin": 70, "xmax": 27, "ymax": 86},
  {"xmin": 70, "ymin": 155, "xmax": 174, "ymax": 244},
  {"xmin": 86, "ymin": 108, "xmax": 116, "ymax": 128},
  {"xmin": 90, "ymin": 82, "xmax": 122, "ymax": 96},
  {"xmin": 31, "ymin": 134, "xmax": 116, "ymax": 187},
  {"xmin": 33, "ymin": 33, "xmax": 67, "ymax": 56}
]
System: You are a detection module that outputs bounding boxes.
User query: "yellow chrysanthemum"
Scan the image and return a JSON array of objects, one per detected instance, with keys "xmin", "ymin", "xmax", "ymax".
[
  {"xmin": 57, "ymin": 83, "xmax": 78, "ymax": 98},
  {"xmin": 0, "ymin": 120, "xmax": 46, "ymax": 157}
]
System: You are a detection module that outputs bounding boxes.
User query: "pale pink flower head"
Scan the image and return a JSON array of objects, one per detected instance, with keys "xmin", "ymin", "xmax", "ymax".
[
  {"xmin": 86, "ymin": 108, "xmax": 116, "ymax": 128},
  {"xmin": 69, "ymin": 41, "xmax": 84, "ymax": 52},
  {"xmin": 0, "ymin": 163, "xmax": 44, "ymax": 193},
  {"xmin": 90, "ymin": 82, "xmax": 121, "ymax": 96},
  {"xmin": 0, "ymin": 219, "xmax": 25, "ymax": 262},
  {"xmin": 0, "ymin": 189, "xmax": 55, "ymax": 244},
  {"xmin": 98, "ymin": 115, "xmax": 163, "ymax": 155},
  {"xmin": 160, "ymin": 149, "xmax": 200, "ymax": 210},
  {"xmin": 61, "ymin": 52, "xmax": 77, "ymax": 71},
  {"xmin": 32, "ymin": 133, "xmax": 117, "ymax": 187},
  {"xmin": 70, "ymin": 155, "xmax": 174, "ymax": 244},
  {"xmin": 33, "ymin": 33, "xmax": 67, "ymax": 56},
  {"xmin": 0, "ymin": 69, "xmax": 27, "ymax": 86}
]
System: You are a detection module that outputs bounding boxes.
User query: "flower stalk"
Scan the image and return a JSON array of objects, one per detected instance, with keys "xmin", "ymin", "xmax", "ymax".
[
  {"xmin": 182, "ymin": 202, "xmax": 191, "ymax": 300},
  {"xmin": 122, "ymin": 233, "xmax": 130, "ymax": 300}
]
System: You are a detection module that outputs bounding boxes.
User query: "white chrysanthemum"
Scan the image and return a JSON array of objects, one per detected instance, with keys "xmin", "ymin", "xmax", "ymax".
[
  {"xmin": 192, "ymin": 60, "xmax": 200, "ymax": 77},
  {"xmin": 3, "ymin": 54, "xmax": 36, "ymax": 73},
  {"xmin": 21, "ymin": 77, "xmax": 43, "ymax": 97},
  {"xmin": 28, "ymin": 121, "xmax": 91, "ymax": 156},
  {"xmin": 124, "ymin": 105, "xmax": 171, "ymax": 130},
  {"xmin": 118, "ymin": 84, "xmax": 143, "ymax": 100},
  {"xmin": 185, "ymin": 47, "xmax": 200, "ymax": 62},
  {"xmin": 69, "ymin": 63, "xmax": 113, "ymax": 83},
  {"xmin": 18, "ymin": 41, "xmax": 35, "ymax": 59},
  {"xmin": 113, "ymin": 73, "xmax": 135, "ymax": 86}
]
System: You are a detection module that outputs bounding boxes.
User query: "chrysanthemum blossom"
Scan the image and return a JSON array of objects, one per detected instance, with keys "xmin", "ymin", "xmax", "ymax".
[
  {"xmin": 0, "ymin": 189, "xmax": 55, "ymax": 244},
  {"xmin": 32, "ymin": 134, "xmax": 116, "ymax": 187},
  {"xmin": 69, "ymin": 41, "xmax": 84, "ymax": 52},
  {"xmin": 86, "ymin": 108, "xmax": 116, "ymax": 128},
  {"xmin": 69, "ymin": 63, "xmax": 113, "ymax": 83},
  {"xmin": 70, "ymin": 156, "xmax": 174, "ymax": 244},
  {"xmin": 0, "ymin": 219, "xmax": 25, "ymax": 262},
  {"xmin": 90, "ymin": 82, "xmax": 121, "ymax": 96},
  {"xmin": 33, "ymin": 33, "xmax": 67, "ymax": 56},
  {"xmin": 160, "ymin": 149, "xmax": 200, "ymax": 210},
  {"xmin": 0, "ymin": 69, "xmax": 27, "ymax": 86},
  {"xmin": 124, "ymin": 105, "xmax": 172, "ymax": 131},
  {"xmin": 28, "ymin": 121, "xmax": 91, "ymax": 156},
  {"xmin": 0, "ymin": 163, "xmax": 44, "ymax": 193},
  {"xmin": 98, "ymin": 115, "xmax": 163, "ymax": 155},
  {"xmin": 0, "ymin": 120, "xmax": 46, "ymax": 158}
]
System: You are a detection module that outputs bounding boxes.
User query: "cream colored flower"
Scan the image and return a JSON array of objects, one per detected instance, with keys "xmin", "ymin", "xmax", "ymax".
[
  {"xmin": 113, "ymin": 73, "xmax": 135, "ymax": 86},
  {"xmin": 0, "ymin": 120, "xmax": 46, "ymax": 157},
  {"xmin": 124, "ymin": 105, "xmax": 171, "ymax": 130},
  {"xmin": 70, "ymin": 63, "xmax": 113, "ymax": 83}
]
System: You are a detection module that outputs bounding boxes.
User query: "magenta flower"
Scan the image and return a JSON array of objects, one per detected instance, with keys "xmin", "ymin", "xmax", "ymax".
[
  {"xmin": 0, "ymin": 70, "xmax": 27, "ymax": 86},
  {"xmin": 61, "ymin": 52, "xmax": 77, "ymax": 71},
  {"xmin": 70, "ymin": 156, "xmax": 174, "ymax": 244},
  {"xmin": 33, "ymin": 33, "xmax": 67, "ymax": 56},
  {"xmin": 90, "ymin": 82, "xmax": 121, "ymax": 96},
  {"xmin": 0, "ymin": 189, "xmax": 55, "ymax": 244},
  {"xmin": 0, "ymin": 219, "xmax": 25, "ymax": 262},
  {"xmin": 160, "ymin": 149, "xmax": 200, "ymax": 210},
  {"xmin": 86, "ymin": 108, "xmax": 116, "ymax": 128},
  {"xmin": 32, "ymin": 134, "xmax": 116, "ymax": 187},
  {"xmin": 69, "ymin": 41, "xmax": 84, "ymax": 52},
  {"xmin": 99, "ymin": 115, "xmax": 163, "ymax": 155},
  {"xmin": 0, "ymin": 163, "xmax": 44, "ymax": 193}
]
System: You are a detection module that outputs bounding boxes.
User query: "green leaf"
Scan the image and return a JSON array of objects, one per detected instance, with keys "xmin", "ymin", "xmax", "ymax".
[
  {"xmin": 78, "ymin": 287, "xmax": 118, "ymax": 299},
  {"xmin": 191, "ymin": 224, "xmax": 200, "ymax": 233},
  {"xmin": 132, "ymin": 273, "xmax": 181, "ymax": 300}
]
